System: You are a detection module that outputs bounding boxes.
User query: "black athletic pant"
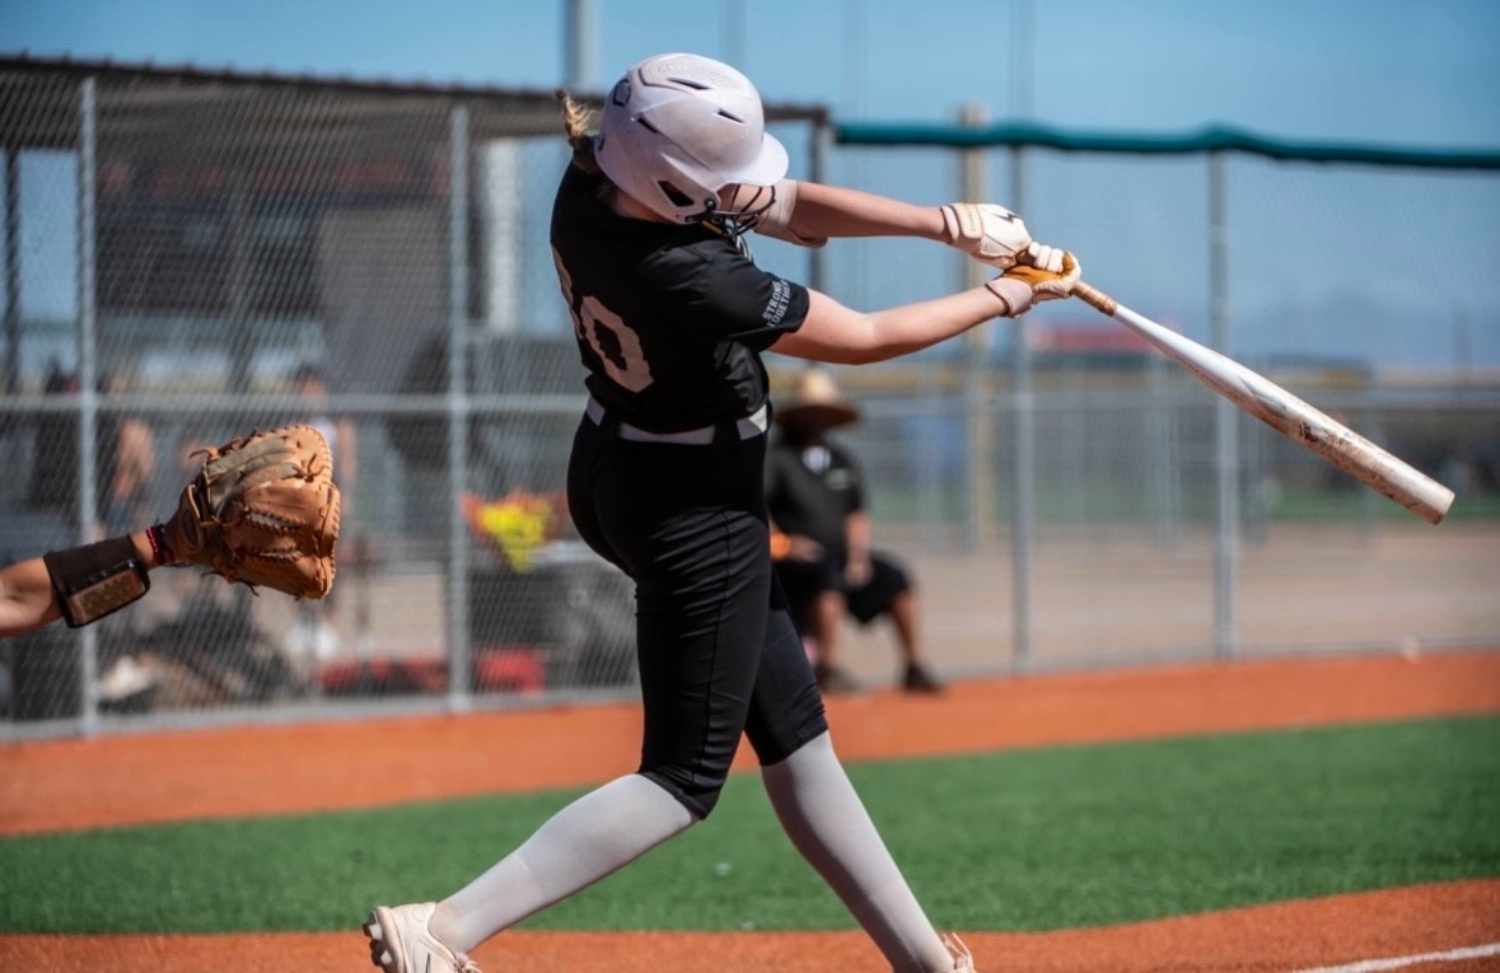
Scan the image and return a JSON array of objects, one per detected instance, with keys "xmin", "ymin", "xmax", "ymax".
[{"xmin": 567, "ymin": 410, "xmax": 828, "ymax": 819}]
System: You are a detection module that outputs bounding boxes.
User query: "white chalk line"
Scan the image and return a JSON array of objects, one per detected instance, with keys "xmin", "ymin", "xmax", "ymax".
[{"xmin": 1290, "ymin": 941, "xmax": 1500, "ymax": 973}]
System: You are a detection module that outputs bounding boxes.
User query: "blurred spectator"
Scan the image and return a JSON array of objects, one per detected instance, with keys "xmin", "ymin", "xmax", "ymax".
[
  {"xmin": 25, "ymin": 365, "xmax": 156, "ymax": 540},
  {"xmin": 766, "ymin": 367, "xmax": 944, "ymax": 695},
  {"xmin": 27, "ymin": 363, "xmax": 81, "ymax": 531},
  {"xmin": 98, "ymin": 371, "xmax": 157, "ymax": 538},
  {"xmin": 386, "ymin": 333, "xmax": 452, "ymax": 548},
  {"xmin": 292, "ymin": 363, "xmax": 358, "ymax": 489},
  {"xmin": 286, "ymin": 363, "xmax": 358, "ymax": 665}
]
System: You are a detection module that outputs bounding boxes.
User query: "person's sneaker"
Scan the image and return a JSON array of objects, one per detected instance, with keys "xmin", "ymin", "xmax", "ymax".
[
  {"xmin": 902, "ymin": 662, "xmax": 945, "ymax": 694},
  {"xmin": 363, "ymin": 902, "xmax": 481, "ymax": 973},
  {"xmin": 814, "ymin": 662, "xmax": 861, "ymax": 694},
  {"xmin": 943, "ymin": 932, "xmax": 977, "ymax": 971}
]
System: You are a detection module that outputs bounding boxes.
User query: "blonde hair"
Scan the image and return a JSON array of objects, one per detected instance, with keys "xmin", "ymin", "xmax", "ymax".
[{"xmin": 556, "ymin": 90, "xmax": 601, "ymax": 175}]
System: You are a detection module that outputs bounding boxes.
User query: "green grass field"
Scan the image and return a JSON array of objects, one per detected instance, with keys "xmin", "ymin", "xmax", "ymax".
[{"xmin": 2, "ymin": 715, "xmax": 1497, "ymax": 935}]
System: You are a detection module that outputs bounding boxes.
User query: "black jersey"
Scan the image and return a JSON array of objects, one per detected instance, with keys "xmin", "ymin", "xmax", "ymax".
[
  {"xmin": 550, "ymin": 164, "xmax": 810, "ymax": 434},
  {"xmin": 764, "ymin": 435, "xmax": 866, "ymax": 560}
]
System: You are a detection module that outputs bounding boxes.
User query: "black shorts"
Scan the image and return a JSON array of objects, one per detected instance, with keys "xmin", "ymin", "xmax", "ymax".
[
  {"xmin": 566, "ymin": 409, "xmax": 828, "ymax": 819},
  {"xmin": 775, "ymin": 551, "xmax": 912, "ymax": 627}
]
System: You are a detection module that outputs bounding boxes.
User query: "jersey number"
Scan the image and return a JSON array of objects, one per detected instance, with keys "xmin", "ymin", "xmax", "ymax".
[{"xmin": 552, "ymin": 247, "xmax": 654, "ymax": 392}]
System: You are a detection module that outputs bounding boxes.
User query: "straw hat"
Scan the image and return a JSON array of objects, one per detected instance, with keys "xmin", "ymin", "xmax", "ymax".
[{"xmin": 775, "ymin": 367, "xmax": 860, "ymax": 429}]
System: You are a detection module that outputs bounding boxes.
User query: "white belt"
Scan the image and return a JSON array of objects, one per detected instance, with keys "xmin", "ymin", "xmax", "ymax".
[{"xmin": 586, "ymin": 396, "xmax": 769, "ymax": 445}]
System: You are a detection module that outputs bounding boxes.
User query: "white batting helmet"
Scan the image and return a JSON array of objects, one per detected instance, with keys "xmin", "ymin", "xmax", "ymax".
[{"xmin": 595, "ymin": 53, "xmax": 789, "ymax": 226}]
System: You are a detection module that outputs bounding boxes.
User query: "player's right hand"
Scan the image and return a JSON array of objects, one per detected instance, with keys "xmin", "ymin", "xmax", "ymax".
[
  {"xmin": 1002, "ymin": 250, "xmax": 1081, "ymax": 302},
  {"xmin": 1016, "ymin": 241, "xmax": 1067, "ymax": 274}
]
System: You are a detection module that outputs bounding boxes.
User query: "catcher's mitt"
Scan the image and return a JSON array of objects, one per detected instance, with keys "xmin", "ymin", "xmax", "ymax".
[{"xmin": 163, "ymin": 424, "xmax": 341, "ymax": 599}]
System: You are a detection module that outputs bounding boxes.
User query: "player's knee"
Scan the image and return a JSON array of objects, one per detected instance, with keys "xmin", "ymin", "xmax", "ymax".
[{"xmin": 640, "ymin": 766, "xmax": 728, "ymax": 819}]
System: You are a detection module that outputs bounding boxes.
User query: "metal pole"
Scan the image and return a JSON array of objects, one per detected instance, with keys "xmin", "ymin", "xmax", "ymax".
[
  {"xmin": 1009, "ymin": 0, "xmax": 1037, "ymax": 670},
  {"xmin": 1012, "ymin": 0, "xmax": 1034, "ymax": 120},
  {"xmin": 807, "ymin": 117, "xmax": 832, "ymax": 294},
  {"xmin": 1210, "ymin": 151, "xmax": 1239, "ymax": 660},
  {"xmin": 564, "ymin": 0, "xmax": 599, "ymax": 90},
  {"xmin": 446, "ymin": 104, "xmax": 473, "ymax": 711},
  {"xmin": 1008, "ymin": 143, "xmax": 1034, "ymax": 672},
  {"xmin": 227, "ymin": 170, "xmax": 253, "ymax": 395},
  {"xmin": 4, "ymin": 149, "xmax": 19, "ymax": 396},
  {"xmin": 77, "ymin": 77, "xmax": 100, "ymax": 733},
  {"xmin": 1361, "ymin": 386, "xmax": 1382, "ymax": 543},
  {"xmin": 959, "ymin": 104, "xmax": 992, "ymax": 553},
  {"xmin": 1148, "ymin": 353, "xmax": 1178, "ymax": 545},
  {"xmin": 724, "ymin": 0, "xmax": 747, "ymax": 69}
]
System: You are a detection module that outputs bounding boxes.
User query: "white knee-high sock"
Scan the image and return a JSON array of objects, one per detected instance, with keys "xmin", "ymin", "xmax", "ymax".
[
  {"xmin": 430, "ymin": 774, "xmax": 696, "ymax": 953},
  {"xmin": 762, "ymin": 731, "xmax": 955, "ymax": 973}
]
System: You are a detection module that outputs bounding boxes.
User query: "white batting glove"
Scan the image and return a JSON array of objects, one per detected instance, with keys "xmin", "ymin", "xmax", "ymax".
[
  {"xmin": 1018, "ymin": 241, "xmax": 1066, "ymax": 274},
  {"xmin": 941, "ymin": 202, "xmax": 1034, "ymax": 270}
]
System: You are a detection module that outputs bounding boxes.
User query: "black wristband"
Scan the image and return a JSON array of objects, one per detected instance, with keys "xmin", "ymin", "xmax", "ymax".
[{"xmin": 42, "ymin": 535, "xmax": 151, "ymax": 628}]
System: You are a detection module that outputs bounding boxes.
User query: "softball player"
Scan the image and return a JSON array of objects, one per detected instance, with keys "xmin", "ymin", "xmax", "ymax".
[{"xmin": 365, "ymin": 52, "xmax": 1078, "ymax": 973}]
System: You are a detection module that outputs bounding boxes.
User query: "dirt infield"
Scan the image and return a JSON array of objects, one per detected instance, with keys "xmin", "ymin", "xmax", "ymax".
[
  {"xmin": 3, "ymin": 650, "xmax": 1499, "ymax": 971},
  {"xmin": 4, "ymin": 879, "xmax": 1498, "ymax": 972}
]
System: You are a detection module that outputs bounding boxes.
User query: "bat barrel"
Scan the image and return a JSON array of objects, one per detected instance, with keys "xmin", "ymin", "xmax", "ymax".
[{"xmin": 1071, "ymin": 280, "xmax": 1454, "ymax": 526}]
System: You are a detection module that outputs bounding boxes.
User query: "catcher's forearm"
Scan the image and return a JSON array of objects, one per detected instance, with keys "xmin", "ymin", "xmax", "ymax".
[
  {"xmin": 3, "ymin": 422, "xmax": 343, "ymax": 640},
  {"xmin": 0, "ymin": 531, "xmax": 162, "ymax": 639},
  {"xmin": 0, "ymin": 555, "xmax": 63, "ymax": 638}
]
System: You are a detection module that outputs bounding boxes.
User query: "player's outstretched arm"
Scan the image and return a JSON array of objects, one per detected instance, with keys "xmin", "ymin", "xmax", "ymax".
[
  {"xmin": 752, "ymin": 180, "xmax": 1066, "ymax": 273},
  {"xmin": 0, "ymin": 531, "xmax": 162, "ymax": 639},
  {"xmin": 753, "ymin": 180, "xmax": 947, "ymax": 246},
  {"xmin": 770, "ymin": 253, "xmax": 1079, "ymax": 365}
]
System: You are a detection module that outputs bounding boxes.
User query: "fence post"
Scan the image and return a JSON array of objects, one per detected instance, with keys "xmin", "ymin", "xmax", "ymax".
[
  {"xmin": 447, "ymin": 103, "xmax": 473, "ymax": 711},
  {"xmin": 4, "ymin": 149, "xmax": 18, "ymax": 396},
  {"xmin": 808, "ymin": 116, "xmax": 832, "ymax": 294},
  {"xmin": 959, "ymin": 105, "xmax": 992, "ymax": 554},
  {"xmin": 1148, "ymin": 353, "xmax": 1179, "ymax": 545},
  {"xmin": 76, "ymin": 76, "xmax": 100, "ymax": 734},
  {"xmin": 1008, "ymin": 140, "xmax": 1035, "ymax": 673},
  {"xmin": 1210, "ymin": 151, "xmax": 1239, "ymax": 660}
]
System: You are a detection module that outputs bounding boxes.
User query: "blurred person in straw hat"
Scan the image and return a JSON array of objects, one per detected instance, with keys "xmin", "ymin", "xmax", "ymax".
[{"xmin": 767, "ymin": 366, "xmax": 943, "ymax": 695}]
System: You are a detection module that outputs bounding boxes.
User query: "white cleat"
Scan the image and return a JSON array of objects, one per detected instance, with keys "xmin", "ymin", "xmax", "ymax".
[{"xmin": 363, "ymin": 902, "xmax": 482, "ymax": 973}]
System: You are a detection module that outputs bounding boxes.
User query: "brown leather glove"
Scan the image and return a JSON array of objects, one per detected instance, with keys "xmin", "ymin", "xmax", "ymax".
[{"xmin": 162, "ymin": 424, "xmax": 341, "ymax": 599}]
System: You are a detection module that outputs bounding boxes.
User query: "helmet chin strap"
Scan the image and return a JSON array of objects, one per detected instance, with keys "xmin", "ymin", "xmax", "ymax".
[{"xmin": 697, "ymin": 184, "xmax": 776, "ymax": 239}]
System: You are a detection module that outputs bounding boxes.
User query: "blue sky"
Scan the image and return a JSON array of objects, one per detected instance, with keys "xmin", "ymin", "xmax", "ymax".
[
  {"xmin": 2, "ymin": 0, "xmax": 1498, "ymax": 369},
  {"xmin": 4, "ymin": 0, "xmax": 1498, "ymax": 147}
]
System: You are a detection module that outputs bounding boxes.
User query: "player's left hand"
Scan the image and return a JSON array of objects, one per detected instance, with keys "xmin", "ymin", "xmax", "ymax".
[{"xmin": 941, "ymin": 202, "xmax": 1040, "ymax": 270}]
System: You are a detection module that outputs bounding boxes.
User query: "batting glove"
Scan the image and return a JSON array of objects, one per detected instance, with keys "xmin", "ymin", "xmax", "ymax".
[
  {"xmin": 1002, "ymin": 251, "xmax": 1081, "ymax": 302},
  {"xmin": 984, "ymin": 251, "xmax": 1081, "ymax": 316},
  {"xmin": 942, "ymin": 202, "xmax": 1051, "ymax": 270}
]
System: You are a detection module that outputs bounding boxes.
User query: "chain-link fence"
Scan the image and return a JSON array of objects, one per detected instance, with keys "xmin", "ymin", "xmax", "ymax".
[
  {"xmin": 794, "ymin": 123, "xmax": 1500, "ymax": 683},
  {"xmin": 2, "ymin": 58, "xmax": 1497, "ymax": 737},
  {"xmin": 0, "ymin": 57, "xmax": 829, "ymax": 735}
]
